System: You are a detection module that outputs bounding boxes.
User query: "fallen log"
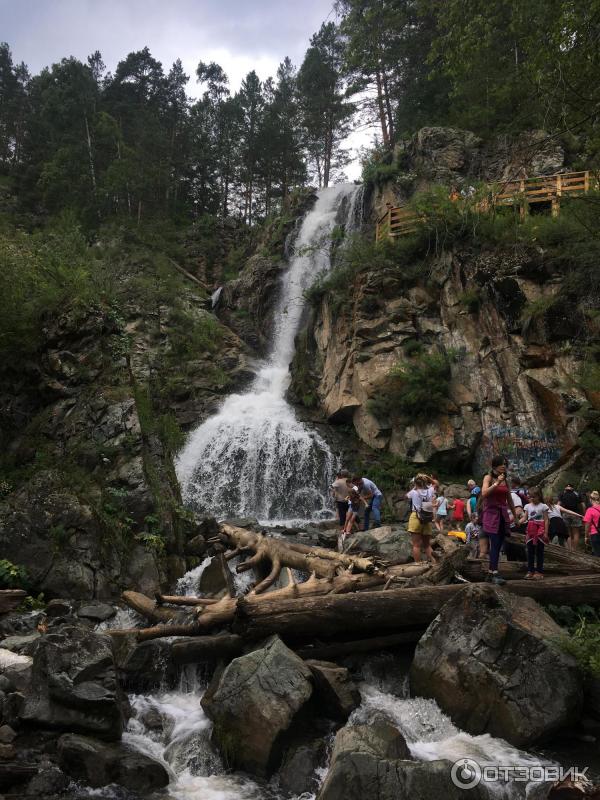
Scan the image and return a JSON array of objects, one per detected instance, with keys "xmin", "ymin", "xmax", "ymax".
[
  {"xmin": 171, "ymin": 634, "xmax": 244, "ymax": 664},
  {"xmin": 0, "ymin": 589, "xmax": 27, "ymax": 614},
  {"xmin": 123, "ymin": 571, "xmax": 390, "ymax": 641},
  {"xmin": 508, "ymin": 534, "xmax": 600, "ymax": 572},
  {"xmin": 156, "ymin": 594, "xmax": 220, "ymax": 606},
  {"xmin": 233, "ymin": 576, "xmax": 600, "ymax": 640},
  {"xmin": 295, "ymin": 631, "xmax": 424, "ymax": 661},
  {"xmin": 122, "ymin": 591, "xmax": 183, "ymax": 624},
  {"xmin": 220, "ymin": 524, "xmax": 379, "ymax": 592},
  {"xmin": 460, "ymin": 559, "xmax": 597, "ymax": 581}
]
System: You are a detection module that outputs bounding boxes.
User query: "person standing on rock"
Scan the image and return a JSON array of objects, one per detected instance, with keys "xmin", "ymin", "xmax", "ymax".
[
  {"xmin": 466, "ymin": 480, "xmax": 480, "ymax": 520},
  {"xmin": 406, "ymin": 474, "xmax": 435, "ymax": 563},
  {"xmin": 523, "ymin": 487, "xmax": 550, "ymax": 579},
  {"xmin": 559, "ymin": 482, "xmax": 586, "ymax": 551},
  {"xmin": 545, "ymin": 494, "xmax": 582, "ymax": 547},
  {"xmin": 331, "ymin": 470, "xmax": 351, "ymax": 528},
  {"xmin": 481, "ymin": 455, "xmax": 520, "ymax": 585},
  {"xmin": 353, "ymin": 476, "xmax": 383, "ymax": 530},
  {"xmin": 434, "ymin": 488, "xmax": 448, "ymax": 532},
  {"xmin": 583, "ymin": 492, "xmax": 600, "ymax": 556},
  {"xmin": 448, "ymin": 496, "xmax": 466, "ymax": 530}
]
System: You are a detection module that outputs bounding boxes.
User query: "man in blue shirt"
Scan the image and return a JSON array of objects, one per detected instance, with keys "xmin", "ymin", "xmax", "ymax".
[{"xmin": 353, "ymin": 476, "xmax": 383, "ymax": 530}]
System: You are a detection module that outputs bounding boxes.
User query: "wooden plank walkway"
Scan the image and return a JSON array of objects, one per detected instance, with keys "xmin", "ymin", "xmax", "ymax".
[{"xmin": 376, "ymin": 170, "xmax": 595, "ymax": 241}]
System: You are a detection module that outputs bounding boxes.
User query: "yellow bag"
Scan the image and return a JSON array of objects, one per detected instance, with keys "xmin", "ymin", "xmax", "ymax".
[{"xmin": 448, "ymin": 530, "xmax": 466, "ymax": 542}]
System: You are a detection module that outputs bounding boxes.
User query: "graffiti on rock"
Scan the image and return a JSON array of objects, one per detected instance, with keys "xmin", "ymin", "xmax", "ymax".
[{"xmin": 475, "ymin": 425, "xmax": 562, "ymax": 479}]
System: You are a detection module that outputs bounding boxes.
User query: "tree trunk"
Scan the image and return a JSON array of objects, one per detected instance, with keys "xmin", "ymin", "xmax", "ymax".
[
  {"xmin": 375, "ymin": 69, "xmax": 390, "ymax": 147},
  {"xmin": 381, "ymin": 69, "xmax": 395, "ymax": 144},
  {"xmin": 171, "ymin": 634, "xmax": 244, "ymax": 664},
  {"xmin": 507, "ymin": 534, "xmax": 600, "ymax": 572},
  {"xmin": 0, "ymin": 590, "xmax": 26, "ymax": 614},
  {"xmin": 233, "ymin": 576, "xmax": 600, "ymax": 640},
  {"xmin": 219, "ymin": 523, "xmax": 381, "ymax": 593},
  {"xmin": 295, "ymin": 631, "xmax": 423, "ymax": 661},
  {"xmin": 461, "ymin": 559, "xmax": 597, "ymax": 582}
]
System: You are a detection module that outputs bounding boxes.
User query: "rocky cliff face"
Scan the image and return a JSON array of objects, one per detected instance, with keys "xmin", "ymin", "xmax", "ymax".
[
  {"xmin": 0, "ymin": 265, "xmax": 251, "ymax": 600},
  {"xmin": 305, "ymin": 249, "xmax": 586, "ymax": 477},
  {"xmin": 291, "ymin": 127, "xmax": 595, "ymax": 484}
]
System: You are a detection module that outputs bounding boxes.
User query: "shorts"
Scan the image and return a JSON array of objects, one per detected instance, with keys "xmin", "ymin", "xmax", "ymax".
[
  {"xmin": 563, "ymin": 514, "xmax": 582, "ymax": 528},
  {"xmin": 549, "ymin": 517, "xmax": 568, "ymax": 540},
  {"xmin": 479, "ymin": 530, "xmax": 489, "ymax": 540},
  {"xmin": 408, "ymin": 511, "xmax": 432, "ymax": 537}
]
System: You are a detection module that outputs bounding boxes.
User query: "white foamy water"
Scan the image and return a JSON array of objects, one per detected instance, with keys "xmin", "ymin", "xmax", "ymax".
[
  {"xmin": 125, "ymin": 668, "xmax": 303, "ymax": 800},
  {"xmin": 353, "ymin": 684, "xmax": 554, "ymax": 799},
  {"xmin": 176, "ymin": 184, "xmax": 361, "ymax": 525}
]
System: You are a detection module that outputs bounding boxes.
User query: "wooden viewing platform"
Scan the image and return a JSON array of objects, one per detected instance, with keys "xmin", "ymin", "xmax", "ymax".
[{"xmin": 376, "ymin": 170, "xmax": 595, "ymax": 241}]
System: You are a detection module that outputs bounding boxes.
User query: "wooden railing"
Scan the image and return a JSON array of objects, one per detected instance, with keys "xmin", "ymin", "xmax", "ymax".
[{"xmin": 376, "ymin": 170, "xmax": 594, "ymax": 241}]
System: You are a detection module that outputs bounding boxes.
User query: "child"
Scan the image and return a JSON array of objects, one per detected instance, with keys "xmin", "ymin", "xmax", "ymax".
[
  {"xmin": 523, "ymin": 486, "xmax": 549, "ymax": 579},
  {"xmin": 448, "ymin": 496, "xmax": 466, "ymax": 530},
  {"xmin": 434, "ymin": 489, "xmax": 448, "ymax": 532},
  {"xmin": 545, "ymin": 494, "xmax": 582, "ymax": 547},
  {"xmin": 338, "ymin": 486, "xmax": 365, "ymax": 552},
  {"xmin": 465, "ymin": 513, "xmax": 482, "ymax": 558}
]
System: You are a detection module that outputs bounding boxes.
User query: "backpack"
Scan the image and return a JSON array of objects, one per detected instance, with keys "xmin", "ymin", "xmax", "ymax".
[{"xmin": 416, "ymin": 490, "xmax": 434, "ymax": 523}]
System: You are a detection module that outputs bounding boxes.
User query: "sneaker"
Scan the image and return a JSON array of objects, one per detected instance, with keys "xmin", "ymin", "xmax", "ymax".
[
  {"xmin": 524, "ymin": 572, "xmax": 535, "ymax": 580},
  {"xmin": 532, "ymin": 572, "xmax": 544, "ymax": 580}
]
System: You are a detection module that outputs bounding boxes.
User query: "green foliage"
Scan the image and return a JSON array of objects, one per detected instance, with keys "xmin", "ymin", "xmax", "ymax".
[
  {"xmin": 559, "ymin": 615, "xmax": 600, "ymax": 679},
  {"xmin": 167, "ymin": 309, "xmax": 222, "ymax": 360},
  {"xmin": 0, "ymin": 559, "xmax": 29, "ymax": 590},
  {"xmin": 370, "ymin": 351, "xmax": 456, "ymax": 420},
  {"xmin": 136, "ymin": 531, "xmax": 166, "ymax": 556},
  {"xmin": 19, "ymin": 594, "xmax": 46, "ymax": 611},
  {"xmin": 0, "ymin": 217, "xmax": 98, "ymax": 360},
  {"xmin": 49, "ymin": 524, "xmax": 70, "ymax": 552},
  {"xmin": 353, "ymin": 453, "xmax": 415, "ymax": 498},
  {"xmin": 156, "ymin": 414, "xmax": 185, "ymax": 454},
  {"xmin": 459, "ymin": 289, "xmax": 482, "ymax": 314},
  {"xmin": 305, "ymin": 232, "xmax": 428, "ymax": 311},
  {"xmin": 402, "ymin": 339, "xmax": 424, "ymax": 358}
]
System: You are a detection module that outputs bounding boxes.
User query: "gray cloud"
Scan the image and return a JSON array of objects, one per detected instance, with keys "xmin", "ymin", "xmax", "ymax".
[{"xmin": 0, "ymin": 0, "xmax": 334, "ymax": 90}]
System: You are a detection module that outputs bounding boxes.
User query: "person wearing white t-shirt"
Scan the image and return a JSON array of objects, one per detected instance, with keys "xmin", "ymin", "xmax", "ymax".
[
  {"xmin": 406, "ymin": 474, "xmax": 435, "ymax": 563},
  {"xmin": 522, "ymin": 486, "xmax": 549, "ymax": 579}
]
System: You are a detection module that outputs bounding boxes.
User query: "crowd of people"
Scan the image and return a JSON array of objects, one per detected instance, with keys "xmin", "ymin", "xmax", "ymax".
[{"xmin": 331, "ymin": 457, "xmax": 600, "ymax": 580}]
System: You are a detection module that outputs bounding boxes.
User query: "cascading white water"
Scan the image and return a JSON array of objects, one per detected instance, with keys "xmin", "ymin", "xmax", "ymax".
[{"xmin": 176, "ymin": 183, "xmax": 361, "ymax": 525}]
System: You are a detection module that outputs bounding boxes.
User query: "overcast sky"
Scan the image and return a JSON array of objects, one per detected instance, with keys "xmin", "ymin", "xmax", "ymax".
[{"xmin": 1, "ymin": 0, "xmax": 370, "ymax": 179}]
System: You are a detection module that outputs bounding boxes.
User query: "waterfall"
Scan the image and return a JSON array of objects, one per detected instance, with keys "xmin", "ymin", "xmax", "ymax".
[{"xmin": 176, "ymin": 183, "xmax": 360, "ymax": 525}]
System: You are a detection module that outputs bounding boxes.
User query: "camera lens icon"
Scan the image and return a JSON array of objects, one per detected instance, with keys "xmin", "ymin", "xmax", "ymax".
[{"xmin": 451, "ymin": 758, "xmax": 482, "ymax": 789}]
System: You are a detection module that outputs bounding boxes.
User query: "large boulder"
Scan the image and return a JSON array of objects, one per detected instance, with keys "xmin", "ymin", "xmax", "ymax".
[
  {"xmin": 410, "ymin": 584, "xmax": 582, "ymax": 746},
  {"xmin": 19, "ymin": 626, "xmax": 126, "ymax": 740},
  {"xmin": 305, "ymin": 660, "xmax": 361, "ymax": 721},
  {"xmin": 318, "ymin": 720, "xmax": 486, "ymax": 800},
  {"xmin": 278, "ymin": 739, "xmax": 326, "ymax": 796},
  {"xmin": 201, "ymin": 635, "xmax": 313, "ymax": 776},
  {"xmin": 347, "ymin": 526, "xmax": 412, "ymax": 563},
  {"xmin": 57, "ymin": 733, "xmax": 169, "ymax": 791}
]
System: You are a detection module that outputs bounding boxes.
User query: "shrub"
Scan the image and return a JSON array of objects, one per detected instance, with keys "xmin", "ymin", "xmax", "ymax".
[
  {"xmin": 370, "ymin": 350, "xmax": 456, "ymax": 420},
  {"xmin": 0, "ymin": 559, "xmax": 29, "ymax": 590},
  {"xmin": 559, "ymin": 616, "xmax": 600, "ymax": 678},
  {"xmin": 459, "ymin": 289, "xmax": 482, "ymax": 314}
]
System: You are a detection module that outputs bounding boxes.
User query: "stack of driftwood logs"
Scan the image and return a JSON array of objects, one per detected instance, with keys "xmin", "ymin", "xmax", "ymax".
[{"xmin": 112, "ymin": 523, "xmax": 600, "ymax": 661}]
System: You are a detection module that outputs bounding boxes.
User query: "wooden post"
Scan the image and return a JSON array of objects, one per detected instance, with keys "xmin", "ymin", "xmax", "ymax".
[
  {"xmin": 584, "ymin": 171, "xmax": 590, "ymax": 192},
  {"xmin": 552, "ymin": 174, "xmax": 562, "ymax": 217}
]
